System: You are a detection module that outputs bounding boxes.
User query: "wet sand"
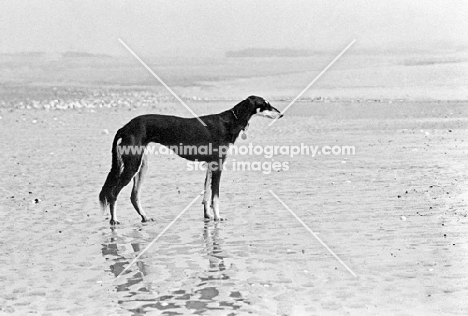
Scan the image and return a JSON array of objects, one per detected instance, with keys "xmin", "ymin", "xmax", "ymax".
[{"xmin": 1, "ymin": 100, "xmax": 468, "ymax": 315}]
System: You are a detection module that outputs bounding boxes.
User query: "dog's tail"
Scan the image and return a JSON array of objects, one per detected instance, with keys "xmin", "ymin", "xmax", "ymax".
[{"xmin": 99, "ymin": 128, "xmax": 124, "ymax": 215}]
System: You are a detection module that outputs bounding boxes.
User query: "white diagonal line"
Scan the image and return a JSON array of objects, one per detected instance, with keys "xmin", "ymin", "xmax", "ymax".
[
  {"xmin": 269, "ymin": 190, "xmax": 357, "ymax": 277},
  {"xmin": 114, "ymin": 190, "xmax": 204, "ymax": 280},
  {"xmin": 118, "ymin": 38, "xmax": 206, "ymax": 126},
  {"xmin": 269, "ymin": 39, "xmax": 356, "ymax": 126}
]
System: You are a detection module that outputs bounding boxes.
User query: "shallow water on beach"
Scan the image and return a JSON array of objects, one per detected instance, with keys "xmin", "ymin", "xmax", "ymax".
[{"xmin": 1, "ymin": 103, "xmax": 468, "ymax": 315}]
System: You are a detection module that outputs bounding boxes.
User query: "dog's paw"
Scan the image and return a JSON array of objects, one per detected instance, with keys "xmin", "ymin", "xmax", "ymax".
[
  {"xmin": 214, "ymin": 217, "xmax": 226, "ymax": 221},
  {"xmin": 141, "ymin": 217, "xmax": 155, "ymax": 223},
  {"xmin": 204, "ymin": 211, "xmax": 214, "ymax": 220},
  {"xmin": 109, "ymin": 219, "xmax": 120, "ymax": 225},
  {"xmin": 204, "ymin": 215, "xmax": 213, "ymax": 221}
]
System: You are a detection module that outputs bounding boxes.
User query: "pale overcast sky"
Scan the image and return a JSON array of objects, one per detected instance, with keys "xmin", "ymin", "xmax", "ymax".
[{"xmin": 0, "ymin": 0, "xmax": 466, "ymax": 56}]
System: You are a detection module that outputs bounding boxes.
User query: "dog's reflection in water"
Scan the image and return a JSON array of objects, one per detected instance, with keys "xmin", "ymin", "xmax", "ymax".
[
  {"xmin": 102, "ymin": 223, "xmax": 246, "ymax": 313},
  {"xmin": 204, "ymin": 221, "xmax": 226, "ymax": 272},
  {"xmin": 101, "ymin": 227, "xmax": 151, "ymax": 292},
  {"xmin": 101, "ymin": 222, "xmax": 225, "ymax": 283}
]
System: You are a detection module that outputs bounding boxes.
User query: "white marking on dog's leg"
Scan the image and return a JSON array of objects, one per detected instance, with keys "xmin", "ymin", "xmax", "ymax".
[{"xmin": 131, "ymin": 155, "xmax": 149, "ymax": 222}]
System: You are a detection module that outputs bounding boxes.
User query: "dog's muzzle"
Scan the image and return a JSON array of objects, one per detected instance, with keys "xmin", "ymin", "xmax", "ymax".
[{"xmin": 256, "ymin": 109, "xmax": 283, "ymax": 119}]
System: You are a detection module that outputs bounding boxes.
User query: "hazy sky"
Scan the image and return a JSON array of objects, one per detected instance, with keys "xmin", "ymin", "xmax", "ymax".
[{"xmin": 1, "ymin": 0, "xmax": 466, "ymax": 56}]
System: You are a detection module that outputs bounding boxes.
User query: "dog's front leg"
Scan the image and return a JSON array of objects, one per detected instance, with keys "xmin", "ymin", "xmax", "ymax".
[
  {"xmin": 203, "ymin": 167, "xmax": 213, "ymax": 219},
  {"xmin": 211, "ymin": 169, "xmax": 224, "ymax": 221}
]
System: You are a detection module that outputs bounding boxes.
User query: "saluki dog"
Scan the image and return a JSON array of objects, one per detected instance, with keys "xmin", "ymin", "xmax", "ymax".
[{"xmin": 99, "ymin": 96, "xmax": 283, "ymax": 225}]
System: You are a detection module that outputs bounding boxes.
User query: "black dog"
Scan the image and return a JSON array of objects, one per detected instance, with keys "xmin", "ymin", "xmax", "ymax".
[{"xmin": 99, "ymin": 96, "xmax": 283, "ymax": 225}]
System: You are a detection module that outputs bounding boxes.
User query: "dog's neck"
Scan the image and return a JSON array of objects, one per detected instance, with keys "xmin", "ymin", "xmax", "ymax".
[
  {"xmin": 231, "ymin": 99, "xmax": 255, "ymax": 122},
  {"xmin": 227, "ymin": 99, "xmax": 255, "ymax": 143}
]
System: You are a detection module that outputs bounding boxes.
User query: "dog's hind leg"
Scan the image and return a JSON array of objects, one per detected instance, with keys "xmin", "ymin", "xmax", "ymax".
[
  {"xmin": 109, "ymin": 152, "xmax": 144, "ymax": 225},
  {"xmin": 210, "ymin": 169, "xmax": 224, "ymax": 221},
  {"xmin": 131, "ymin": 154, "xmax": 152, "ymax": 222},
  {"xmin": 203, "ymin": 166, "xmax": 213, "ymax": 220},
  {"xmin": 109, "ymin": 201, "xmax": 119, "ymax": 226}
]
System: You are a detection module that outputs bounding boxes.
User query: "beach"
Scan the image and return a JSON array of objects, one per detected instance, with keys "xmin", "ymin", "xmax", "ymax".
[{"xmin": 1, "ymin": 53, "xmax": 468, "ymax": 315}]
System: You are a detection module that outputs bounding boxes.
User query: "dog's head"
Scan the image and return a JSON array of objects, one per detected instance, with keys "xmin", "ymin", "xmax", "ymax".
[{"xmin": 247, "ymin": 96, "xmax": 283, "ymax": 119}]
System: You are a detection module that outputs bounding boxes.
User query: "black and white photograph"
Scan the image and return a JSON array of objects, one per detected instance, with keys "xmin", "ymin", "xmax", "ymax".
[{"xmin": 0, "ymin": 1, "xmax": 467, "ymax": 315}]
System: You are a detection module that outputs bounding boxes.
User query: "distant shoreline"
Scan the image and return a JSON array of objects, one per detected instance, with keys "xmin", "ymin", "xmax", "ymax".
[{"xmin": 225, "ymin": 48, "xmax": 327, "ymax": 58}]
